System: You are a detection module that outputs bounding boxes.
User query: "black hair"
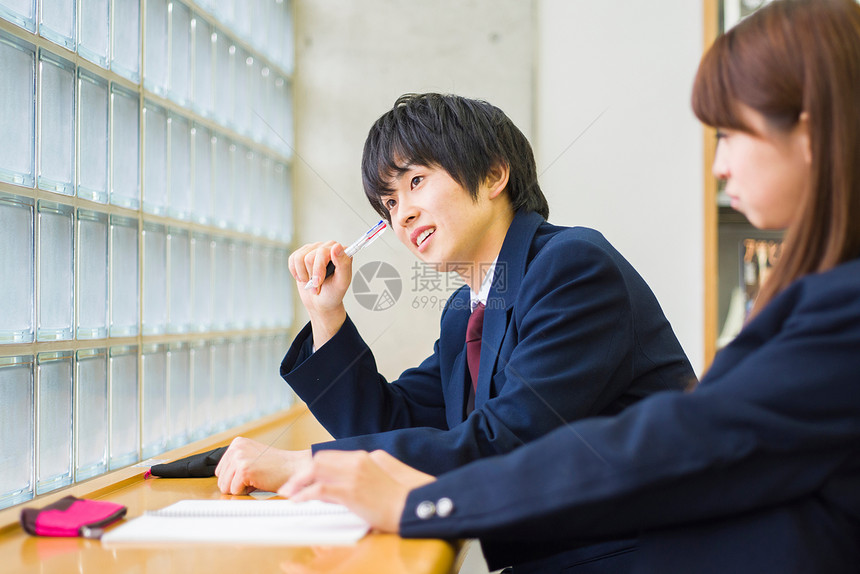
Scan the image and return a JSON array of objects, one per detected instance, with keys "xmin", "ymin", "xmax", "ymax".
[{"xmin": 361, "ymin": 93, "xmax": 549, "ymax": 221}]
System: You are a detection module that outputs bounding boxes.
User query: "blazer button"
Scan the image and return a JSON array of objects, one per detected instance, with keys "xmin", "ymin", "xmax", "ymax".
[
  {"xmin": 416, "ymin": 501, "xmax": 436, "ymax": 519},
  {"xmin": 436, "ymin": 497, "xmax": 454, "ymax": 517}
]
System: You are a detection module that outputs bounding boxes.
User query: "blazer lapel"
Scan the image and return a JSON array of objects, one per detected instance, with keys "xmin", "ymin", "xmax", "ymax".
[
  {"xmin": 444, "ymin": 288, "xmax": 472, "ymax": 427},
  {"xmin": 474, "ymin": 210, "xmax": 544, "ymax": 407}
]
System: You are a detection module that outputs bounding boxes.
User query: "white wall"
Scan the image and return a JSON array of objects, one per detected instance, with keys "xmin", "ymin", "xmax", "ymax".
[
  {"xmin": 293, "ymin": 0, "xmax": 535, "ymax": 379},
  {"xmin": 535, "ymin": 0, "xmax": 705, "ymax": 371}
]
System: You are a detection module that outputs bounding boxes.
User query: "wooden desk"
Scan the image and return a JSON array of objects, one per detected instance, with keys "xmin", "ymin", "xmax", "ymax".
[{"xmin": 0, "ymin": 405, "xmax": 460, "ymax": 574}]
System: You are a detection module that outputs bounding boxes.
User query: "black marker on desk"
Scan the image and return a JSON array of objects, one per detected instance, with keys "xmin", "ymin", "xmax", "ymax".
[{"xmin": 304, "ymin": 220, "xmax": 387, "ymax": 289}]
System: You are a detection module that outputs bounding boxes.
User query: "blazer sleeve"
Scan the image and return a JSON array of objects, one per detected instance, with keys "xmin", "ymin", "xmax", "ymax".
[
  {"xmin": 317, "ymin": 236, "xmax": 665, "ymax": 474},
  {"xmin": 399, "ymin": 278, "xmax": 860, "ymax": 540},
  {"xmin": 282, "ymin": 315, "xmax": 450, "ymax": 436}
]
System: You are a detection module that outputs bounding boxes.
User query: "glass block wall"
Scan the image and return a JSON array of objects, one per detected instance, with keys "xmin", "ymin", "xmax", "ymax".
[{"xmin": 0, "ymin": 0, "xmax": 295, "ymax": 511}]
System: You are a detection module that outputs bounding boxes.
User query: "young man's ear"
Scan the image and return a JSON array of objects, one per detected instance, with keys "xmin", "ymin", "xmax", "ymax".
[{"xmin": 484, "ymin": 162, "xmax": 510, "ymax": 200}]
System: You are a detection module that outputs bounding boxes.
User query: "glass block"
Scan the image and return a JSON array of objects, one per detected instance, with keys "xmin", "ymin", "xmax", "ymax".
[
  {"xmin": 232, "ymin": 0, "xmax": 250, "ymax": 41},
  {"xmin": 191, "ymin": 233, "xmax": 212, "ymax": 330},
  {"xmin": 245, "ymin": 337, "xmax": 264, "ymax": 416},
  {"xmin": 75, "ymin": 348, "xmax": 107, "ymax": 481},
  {"xmin": 167, "ymin": 0, "xmax": 191, "ymax": 105},
  {"xmin": 275, "ymin": 78, "xmax": 294, "ymax": 158},
  {"xmin": 38, "ymin": 50, "xmax": 75, "ymax": 195},
  {"xmin": 276, "ymin": 248, "xmax": 293, "ymax": 326},
  {"xmin": 109, "ymin": 215, "xmax": 139, "ymax": 337},
  {"xmin": 109, "ymin": 345, "xmax": 138, "ymax": 469},
  {"xmin": 281, "ymin": 0, "xmax": 294, "ymax": 74},
  {"xmin": 212, "ymin": 135, "xmax": 233, "ymax": 228},
  {"xmin": 232, "ymin": 241, "xmax": 249, "ymax": 328},
  {"xmin": 167, "ymin": 227, "xmax": 190, "ymax": 333},
  {"xmin": 268, "ymin": 0, "xmax": 284, "ymax": 69},
  {"xmin": 266, "ymin": 336, "xmax": 295, "ymax": 410},
  {"xmin": 0, "ymin": 0, "xmax": 36, "ymax": 31},
  {"xmin": 275, "ymin": 162, "xmax": 293, "ymax": 243},
  {"xmin": 232, "ymin": 145, "xmax": 250, "ymax": 232},
  {"xmin": 141, "ymin": 344, "xmax": 167, "ymax": 459},
  {"xmin": 245, "ymin": 150, "xmax": 261, "ymax": 235},
  {"xmin": 232, "ymin": 49, "xmax": 250, "ymax": 136},
  {"xmin": 110, "ymin": 85, "xmax": 140, "ymax": 209},
  {"xmin": 77, "ymin": 209, "xmax": 108, "ymax": 339},
  {"xmin": 261, "ymin": 156, "xmax": 275, "ymax": 238},
  {"xmin": 143, "ymin": 0, "xmax": 167, "ymax": 94},
  {"xmin": 257, "ymin": 64, "xmax": 272, "ymax": 146},
  {"xmin": 213, "ymin": 0, "xmax": 234, "ymax": 34},
  {"xmin": 77, "ymin": 69, "xmax": 109, "ymax": 203},
  {"xmin": 231, "ymin": 338, "xmax": 249, "ymax": 422},
  {"xmin": 210, "ymin": 339, "xmax": 230, "ymax": 429},
  {"xmin": 212, "ymin": 237, "xmax": 232, "ymax": 330},
  {"xmin": 166, "ymin": 342, "xmax": 190, "ymax": 448},
  {"xmin": 191, "ymin": 124, "xmax": 212, "ymax": 223},
  {"xmin": 250, "ymin": 0, "xmax": 268, "ymax": 53},
  {"xmin": 39, "ymin": 0, "xmax": 75, "ymax": 50},
  {"xmin": 213, "ymin": 30, "xmax": 233, "ymax": 125},
  {"xmin": 0, "ymin": 32, "xmax": 35, "ymax": 187},
  {"xmin": 0, "ymin": 356, "xmax": 34, "ymax": 510},
  {"xmin": 248, "ymin": 244, "xmax": 263, "ymax": 328},
  {"xmin": 37, "ymin": 201, "xmax": 74, "ymax": 341},
  {"xmin": 143, "ymin": 223, "xmax": 167, "ymax": 335},
  {"xmin": 248, "ymin": 56, "xmax": 264, "ymax": 142},
  {"xmin": 36, "ymin": 351, "xmax": 73, "ymax": 494},
  {"xmin": 78, "ymin": 0, "xmax": 109, "ymax": 66},
  {"xmin": 167, "ymin": 113, "xmax": 191, "ymax": 219},
  {"xmin": 111, "ymin": 0, "xmax": 139, "ymax": 82},
  {"xmin": 189, "ymin": 340, "xmax": 211, "ymax": 440},
  {"xmin": 143, "ymin": 101, "xmax": 167, "ymax": 215},
  {"xmin": 260, "ymin": 246, "xmax": 274, "ymax": 327},
  {"xmin": 190, "ymin": 15, "xmax": 213, "ymax": 115},
  {"xmin": 0, "ymin": 193, "xmax": 34, "ymax": 343}
]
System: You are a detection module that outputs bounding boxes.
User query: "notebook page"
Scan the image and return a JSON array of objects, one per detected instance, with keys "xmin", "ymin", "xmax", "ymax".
[{"xmin": 101, "ymin": 500, "xmax": 370, "ymax": 546}]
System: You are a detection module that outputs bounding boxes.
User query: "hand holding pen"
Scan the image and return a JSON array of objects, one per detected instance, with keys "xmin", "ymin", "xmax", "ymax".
[{"xmin": 303, "ymin": 220, "xmax": 387, "ymax": 290}]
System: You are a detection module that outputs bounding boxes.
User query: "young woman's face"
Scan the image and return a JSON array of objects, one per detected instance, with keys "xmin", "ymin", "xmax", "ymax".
[{"xmin": 712, "ymin": 105, "xmax": 812, "ymax": 230}]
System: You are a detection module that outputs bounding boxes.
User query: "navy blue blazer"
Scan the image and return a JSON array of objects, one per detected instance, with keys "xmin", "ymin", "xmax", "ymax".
[
  {"xmin": 400, "ymin": 258, "xmax": 860, "ymax": 573},
  {"xmin": 281, "ymin": 210, "xmax": 692, "ymax": 477}
]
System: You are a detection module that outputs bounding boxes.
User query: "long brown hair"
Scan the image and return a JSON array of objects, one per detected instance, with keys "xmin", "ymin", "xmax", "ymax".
[{"xmin": 692, "ymin": 0, "xmax": 860, "ymax": 317}]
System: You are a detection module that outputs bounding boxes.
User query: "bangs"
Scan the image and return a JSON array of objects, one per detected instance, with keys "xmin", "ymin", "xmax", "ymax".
[{"xmin": 692, "ymin": 32, "xmax": 752, "ymax": 133}]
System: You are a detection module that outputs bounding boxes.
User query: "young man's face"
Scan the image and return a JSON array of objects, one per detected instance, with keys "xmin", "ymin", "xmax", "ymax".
[{"xmin": 380, "ymin": 164, "xmax": 513, "ymax": 285}]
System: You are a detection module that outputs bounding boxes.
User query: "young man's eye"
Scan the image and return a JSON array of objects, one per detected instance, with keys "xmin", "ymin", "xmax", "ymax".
[{"xmin": 410, "ymin": 176, "xmax": 423, "ymax": 189}]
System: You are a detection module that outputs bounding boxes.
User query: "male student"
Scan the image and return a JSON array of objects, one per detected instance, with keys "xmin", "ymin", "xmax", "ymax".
[{"xmin": 216, "ymin": 94, "xmax": 693, "ymax": 507}]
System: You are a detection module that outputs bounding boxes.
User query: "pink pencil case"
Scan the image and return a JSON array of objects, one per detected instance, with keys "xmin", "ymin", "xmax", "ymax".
[{"xmin": 20, "ymin": 496, "xmax": 127, "ymax": 539}]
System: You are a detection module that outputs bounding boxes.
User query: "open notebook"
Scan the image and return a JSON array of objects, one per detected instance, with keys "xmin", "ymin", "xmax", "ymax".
[{"xmin": 101, "ymin": 500, "xmax": 371, "ymax": 546}]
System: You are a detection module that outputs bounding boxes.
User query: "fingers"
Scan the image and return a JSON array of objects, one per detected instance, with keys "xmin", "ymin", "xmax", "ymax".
[
  {"xmin": 215, "ymin": 437, "xmax": 261, "ymax": 495},
  {"xmin": 368, "ymin": 450, "xmax": 436, "ymax": 489},
  {"xmin": 278, "ymin": 451, "xmax": 360, "ymax": 502},
  {"xmin": 279, "ymin": 459, "xmax": 316, "ymax": 499},
  {"xmin": 288, "ymin": 241, "xmax": 346, "ymax": 290}
]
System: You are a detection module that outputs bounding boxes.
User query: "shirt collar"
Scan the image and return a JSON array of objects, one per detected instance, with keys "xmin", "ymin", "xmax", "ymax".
[{"xmin": 470, "ymin": 259, "xmax": 497, "ymax": 312}]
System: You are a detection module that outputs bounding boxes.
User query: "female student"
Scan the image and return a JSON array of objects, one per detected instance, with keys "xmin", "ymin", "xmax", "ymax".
[{"xmin": 280, "ymin": 0, "xmax": 860, "ymax": 572}]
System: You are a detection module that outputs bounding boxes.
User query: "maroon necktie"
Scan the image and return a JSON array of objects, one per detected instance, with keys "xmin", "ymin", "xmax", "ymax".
[{"xmin": 466, "ymin": 302, "xmax": 486, "ymax": 392}]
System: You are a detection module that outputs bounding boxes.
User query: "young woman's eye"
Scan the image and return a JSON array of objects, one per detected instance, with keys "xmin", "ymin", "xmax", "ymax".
[
  {"xmin": 384, "ymin": 198, "xmax": 397, "ymax": 210},
  {"xmin": 715, "ymin": 130, "xmax": 728, "ymax": 140},
  {"xmin": 410, "ymin": 176, "xmax": 423, "ymax": 189}
]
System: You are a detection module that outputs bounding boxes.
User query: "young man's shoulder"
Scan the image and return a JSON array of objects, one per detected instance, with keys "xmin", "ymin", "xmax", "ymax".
[{"xmin": 533, "ymin": 222, "xmax": 619, "ymax": 259}]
